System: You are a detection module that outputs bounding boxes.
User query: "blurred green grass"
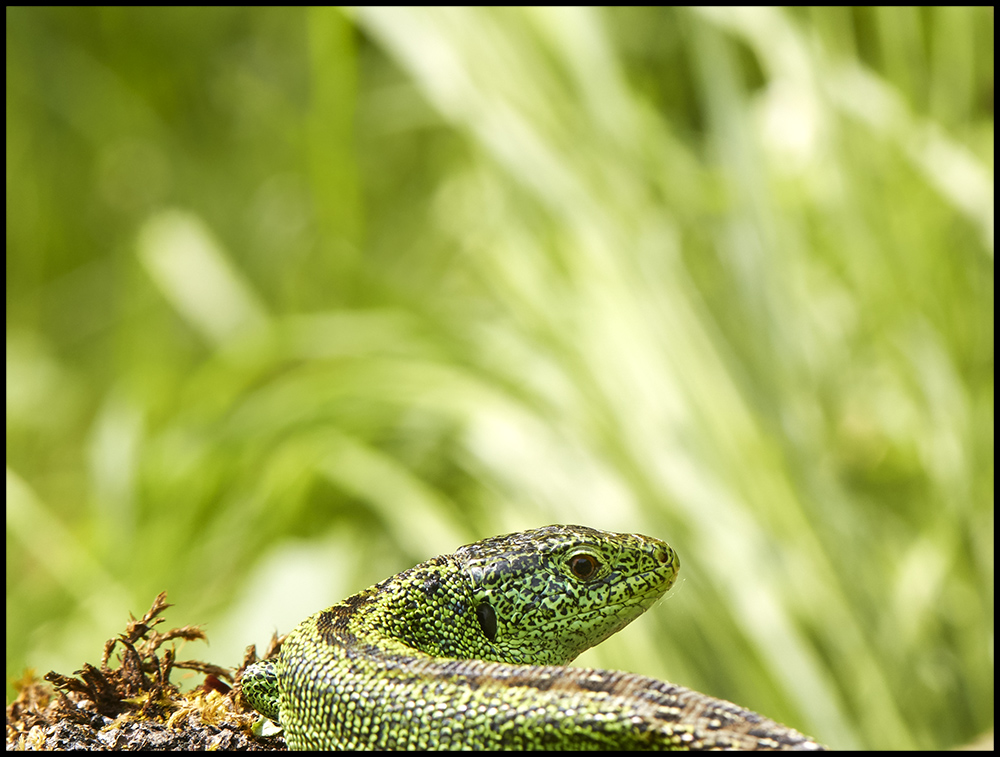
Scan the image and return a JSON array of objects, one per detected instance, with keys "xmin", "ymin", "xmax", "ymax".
[{"xmin": 6, "ymin": 7, "xmax": 993, "ymax": 749}]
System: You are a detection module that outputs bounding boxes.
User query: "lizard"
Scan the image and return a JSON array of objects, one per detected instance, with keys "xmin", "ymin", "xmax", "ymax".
[{"xmin": 240, "ymin": 524, "xmax": 825, "ymax": 749}]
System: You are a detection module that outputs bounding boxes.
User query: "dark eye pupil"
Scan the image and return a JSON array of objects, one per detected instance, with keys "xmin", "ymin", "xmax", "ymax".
[{"xmin": 569, "ymin": 554, "xmax": 597, "ymax": 579}]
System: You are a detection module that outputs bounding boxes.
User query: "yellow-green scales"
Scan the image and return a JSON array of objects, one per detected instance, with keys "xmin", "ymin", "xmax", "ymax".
[{"xmin": 241, "ymin": 525, "xmax": 823, "ymax": 750}]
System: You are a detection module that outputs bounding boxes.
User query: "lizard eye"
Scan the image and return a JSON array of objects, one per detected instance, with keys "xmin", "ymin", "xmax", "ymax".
[{"xmin": 568, "ymin": 553, "xmax": 599, "ymax": 580}]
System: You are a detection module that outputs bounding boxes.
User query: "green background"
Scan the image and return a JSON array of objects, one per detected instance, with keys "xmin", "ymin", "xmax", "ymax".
[{"xmin": 6, "ymin": 7, "xmax": 993, "ymax": 749}]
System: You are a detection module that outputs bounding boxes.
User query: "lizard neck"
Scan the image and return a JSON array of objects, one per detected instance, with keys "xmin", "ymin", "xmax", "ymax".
[{"xmin": 343, "ymin": 554, "xmax": 498, "ymax": 662}]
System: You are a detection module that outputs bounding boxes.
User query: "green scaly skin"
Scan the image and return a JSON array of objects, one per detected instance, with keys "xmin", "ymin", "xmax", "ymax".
[{"xmin": 241, "ymin": 525, "xmax": 824, "ymax": 750}]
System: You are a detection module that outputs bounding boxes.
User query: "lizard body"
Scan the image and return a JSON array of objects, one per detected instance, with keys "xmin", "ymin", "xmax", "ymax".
[{"xmin": 241, "ymin": 525, "xmax": 824, "ymax": 750}]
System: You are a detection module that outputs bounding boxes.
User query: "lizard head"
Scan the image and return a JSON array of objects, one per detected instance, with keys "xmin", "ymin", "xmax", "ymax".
[
  {"xmin": 453, "ymin": 524, "xmax": 679, "ymax": 665},
  {"xmin": 369, "ymin": 525, "xmax": 678, "ymax": 666}
]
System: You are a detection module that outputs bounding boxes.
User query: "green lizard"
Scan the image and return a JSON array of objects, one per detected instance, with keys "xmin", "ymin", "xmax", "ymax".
[{"xmin": 241, "ymin": 525, "xmax": 824, "ymax": 749}]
